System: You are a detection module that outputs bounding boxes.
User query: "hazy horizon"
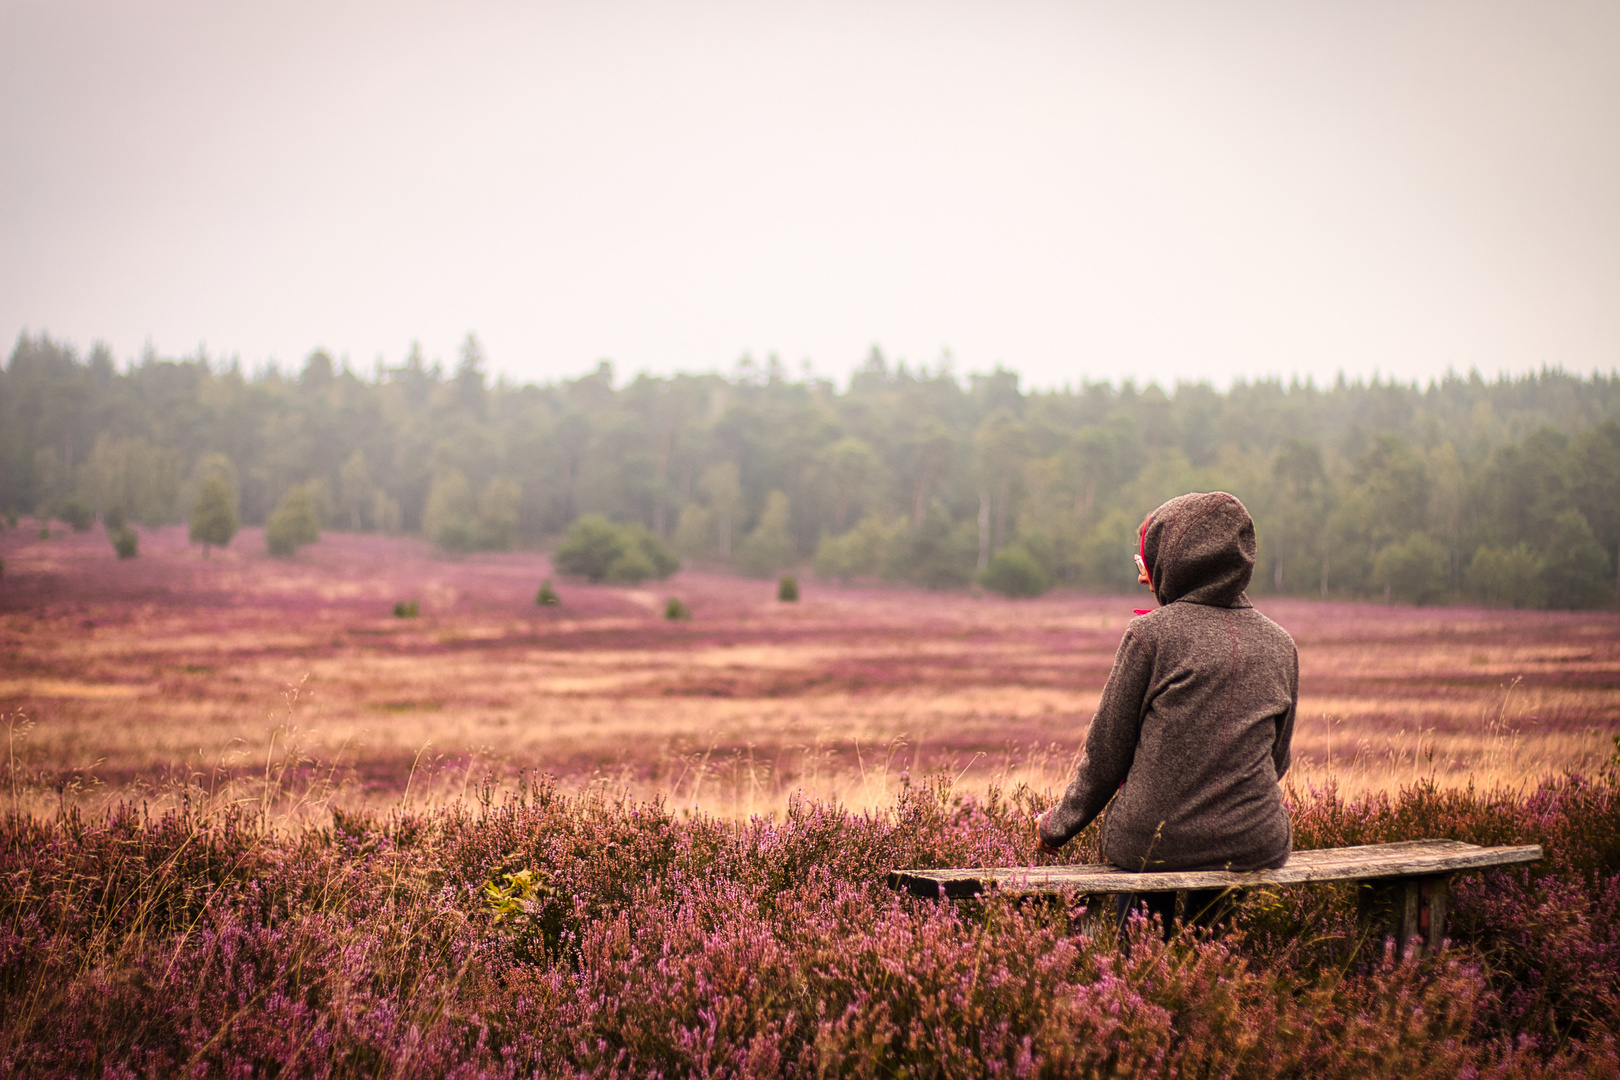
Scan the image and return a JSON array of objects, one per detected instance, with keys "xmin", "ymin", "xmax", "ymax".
[{"xmin": 4, "ymin": 0, "xmax": 1617, "ymax": 391}]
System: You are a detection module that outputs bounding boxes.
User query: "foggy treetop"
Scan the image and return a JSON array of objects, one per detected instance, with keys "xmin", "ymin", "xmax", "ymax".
[{"xmin": 4, "ymin": 332, "xmax": 1618, "ymax": 606}]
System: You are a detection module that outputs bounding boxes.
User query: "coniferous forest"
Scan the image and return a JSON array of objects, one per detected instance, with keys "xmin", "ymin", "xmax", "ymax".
[{"xmin": 3, "ymin": 331, "xmax": 1617, "ymax": 607}]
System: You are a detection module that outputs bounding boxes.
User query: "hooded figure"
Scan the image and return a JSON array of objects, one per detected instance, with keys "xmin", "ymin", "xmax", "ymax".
[{"xmin": 1039, "ymin": 491, "xmax": 1297, "ymax": 873}]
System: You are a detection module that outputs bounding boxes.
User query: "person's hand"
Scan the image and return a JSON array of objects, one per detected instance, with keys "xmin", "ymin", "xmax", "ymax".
[{"xmin": 1032, "ymin": 811, "xmax": 1063, "ymax": 857}]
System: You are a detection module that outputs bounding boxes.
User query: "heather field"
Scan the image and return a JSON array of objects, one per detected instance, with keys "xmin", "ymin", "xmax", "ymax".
[
  {"xmin": 3, "ymin": 526, "xmax": 1620, "ymax": 1076},
  {"xmin": 3, "ymin": 525, "xmax": 1617, "ymax": 813}
]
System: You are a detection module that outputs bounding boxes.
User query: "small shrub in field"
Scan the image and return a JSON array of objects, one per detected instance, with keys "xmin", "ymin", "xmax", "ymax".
[
  {"xmin": 555, "ymin": 515, "xmax": 679, "ymax": 583},
  {"xmin": 778, "ymin": 574, "xmax": 799, "ymax": 601},
  {"xmin": 266, "ymin": 484, "xmax": 320, "ymax": 556},
  {"xmin": 58, "ymin": 496, "xmax": 94, "ymax": 532},
  {"xmin": 664, "ymin": 596, "xmax": 691, "ymax": 620},
  {"xmin": 392, "ymin": 599, "xmax": 419, "ymax": 618},
  {"xmin": 535, "ymin": 578, "xmax": 560, "ymax": 606},
  {"xmin": 189, "ymin": 474, "xmax": 238, "ymax": 553},
  {"xmin": 111, "ymin": 526, "xmax": 139, "ymax": 559},
  {"xmin": 554, "ymin": 515, "xmax": 624, "ymax": 581},
  {"xmin": 979, "ymin": 545, "xmax": 1051, "ymax": 597},
  {"xmin": 605, "ymin": 543, "xmax": 656, "ymax": 583},
  {"xmin": 37, "ymin": 524, "xmax": 50, "ymax": 539}
]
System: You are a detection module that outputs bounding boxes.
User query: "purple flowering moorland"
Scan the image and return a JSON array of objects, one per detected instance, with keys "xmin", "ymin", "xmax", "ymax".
[{"xmin": 3, "ymin": 755, "xmax": 1618, "ymax": 1078}]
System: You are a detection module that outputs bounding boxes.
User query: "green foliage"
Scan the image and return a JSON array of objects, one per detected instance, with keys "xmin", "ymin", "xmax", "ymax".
[
  {"xmin": 738, "ymin": 489, "xmax": 795, "ymax": 578},
  {"xmin": 424, "ymin": 469, "xmax": 522, "ymax": 553},
  {"xmin": 620, "ymin": 524, "xmax": 680, "ymax": 580},
  {"xmin": 188, "ymin": 474, "xmax": 238, "ymax": 552},
  {"xmin": 1540, "ymin": 508, "xmax": 1613, "ymax": 609},
  {"xmin": 664, "ymin": 596, "xmax": 691, "ymax": 620},
  {"xmin": 885, "ymin": 505, "xmax": 979, "ymax": 590},
  {"xmin": 698, "ymin": 462, "xmax": 743, "ymax": 559},
  {"xmin": 553, "ymin": 514, "xmax": 624, "ymax": 581},
  {"xmin": 1466, "ymin": 544, "xmax": 1546, "ymax": 608},
  {"xmin": 535, "ymin": 579, "xmax": 560, "ymax": 606},
  {"xmin": 58, "ymin": 495, "xmax": 94, "ymax": 532},
  {"xmin": 265, "ymin": 484, "xmax": 320, "ymax": 557},
  {"xmin": 110, "ymin": 526, "xmax": 139, "ymax": 559},
  {"xmin": 671, "ymin": 504, "xmax": 715, "ymax": 558},
  {"xmin": 483, "ymin": 868, "xmax": 551, "ymax": 922},
  {"xmin": 1076, "ymin": 507, "xmax": 1142, "ymax": 591},
  {"xmin": 777, "ymin": 574, "xmax": 799, "ymax": 601},
  {"xmin": 605, "ymin": 544, "xmax": 655, "ymax": 583},
  {"xmin": 1371, "ymin": 532, "xmax": 1449, "ymax": 604},
  {"xmin": 423, "ymin": 469, "xmax": 474, "ymax": 551},
  {"xmin": 88, "ymin": 436, "xmax": 184, "ymax": 526},
  {"xmin": 810, "ymin": 436, "xmax": 886, "ymax": 533},
  {"xmin": 474, "ymin": 476, "xmax": 521, "ymax": 551},
  {"xmin": 3, "ymin": 332, "xmax": 1619, "ymax": 606},
  {"xmin": 392, "ymin": 600, "xmax": 419, "ymax": 618},
  {"xmin": 813, "ymin": 515, "xmax": 902, "ymax": 583},
  {"xmin": 979, "ymin": 544, "xmax": 1051, "ymax": 598},
  {"xmin": 555, "ymin": 515, "xmax": 679, "ymax": 584}
]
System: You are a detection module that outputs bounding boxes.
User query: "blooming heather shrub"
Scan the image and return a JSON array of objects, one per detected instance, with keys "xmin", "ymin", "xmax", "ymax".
[{"xmin": 3, "ymin": 771, "xmax": 1618, "ymax": 1077}]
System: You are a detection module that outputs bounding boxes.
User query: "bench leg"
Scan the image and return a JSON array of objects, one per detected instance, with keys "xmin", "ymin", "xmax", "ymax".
[
  {"xmin": 1358, "ymin": 875, "xmax": 1451, "ymax": 957},
  {"xmin": 1419, "ymin": 874, "xmax": 1449, "ymax": 953}
]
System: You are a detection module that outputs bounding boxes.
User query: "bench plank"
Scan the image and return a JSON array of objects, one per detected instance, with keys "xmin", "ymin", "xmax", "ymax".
[{"xmin": 887, "ymin": 840, "xmax": 1543, "ymax": 900}]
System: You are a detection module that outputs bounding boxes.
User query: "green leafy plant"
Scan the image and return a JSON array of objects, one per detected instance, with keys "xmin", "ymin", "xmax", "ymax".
[
  {"xmin": 979, "ymin": 545, "xmax": 1051, "ymax": 598},
  {"xmin": 392, "ymin": 600, "xmax": 419, "ymax": 618},
  {"xmin": 555, "ymin": 515, "xmax": 679, "ymax": 584},
  {"xmin": 111, "ymin": 526, "xmax": 138, "ymax": 559},
  {"xmin": 778, "ymin": 574, "xmax": 799, "ymax": 601},
  {"xmin": 266, "ymin": 484, "xmax": 320, "ymax": 557},
  {"xmin": 536, "ymin": 579, "xmax": 560, "ymax": 606},
  {"xmin": 664, "ymin": 596, "xmax": 691, "ymax": 620},
  {"xmin": 58, "ymin": 496, "xmax": 94, "ymax": 532},
  {"xmin": 482, "ymin": 868, "xmax": 551, "ymax": 922},
  {"xmin": 189, "ymin": 474, "xmax": 238, "ymax": 554}
]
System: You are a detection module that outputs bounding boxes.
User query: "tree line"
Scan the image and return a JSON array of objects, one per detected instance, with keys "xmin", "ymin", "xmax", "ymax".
[{"xmin": 2, "ymin": 331, "xmax": 1617, "ymax": 607}]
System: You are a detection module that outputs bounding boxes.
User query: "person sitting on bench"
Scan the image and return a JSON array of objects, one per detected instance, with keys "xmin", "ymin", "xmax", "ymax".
[{"xmin": 1035, "ymin": 491, "xmax": 1298, "ymax": 938}]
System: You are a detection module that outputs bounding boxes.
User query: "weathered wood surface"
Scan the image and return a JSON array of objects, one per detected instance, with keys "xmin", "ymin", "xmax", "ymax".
[{"xmin": 886, "ymin": 840, "xmax": 1542, "ymax": 900}]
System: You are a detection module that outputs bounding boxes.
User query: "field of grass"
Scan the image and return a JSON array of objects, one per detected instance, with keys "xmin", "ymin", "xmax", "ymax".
[
  {"xmin": 3, "ymin": 524, "xmax": 1619, "ymax": 1076},
  {"xmin": 2, "ymin": 523, "xmax": 1616, "ymax": 817}
]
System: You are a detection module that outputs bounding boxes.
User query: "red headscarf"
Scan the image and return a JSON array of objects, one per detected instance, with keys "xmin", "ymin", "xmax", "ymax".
[{"xmin": 1134, "ymin": 513, "xmax": 1154, "ymax": 615}]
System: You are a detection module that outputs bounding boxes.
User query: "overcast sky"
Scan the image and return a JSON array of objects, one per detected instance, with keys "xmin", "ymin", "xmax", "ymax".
[{"xmin": 3, "ymin": 0, "xmax": 1617, "ymax": 390}]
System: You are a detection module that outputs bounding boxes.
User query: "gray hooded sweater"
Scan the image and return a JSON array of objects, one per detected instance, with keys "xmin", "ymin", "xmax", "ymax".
[{"xmin": 1040, "ymin": 491, "xmax": 1297, "ymax": 872}]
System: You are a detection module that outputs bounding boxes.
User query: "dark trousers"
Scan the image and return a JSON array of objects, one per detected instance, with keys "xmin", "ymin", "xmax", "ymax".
[{"xmin": 1115, "ymin": 888, "xmax": 1237, "ymax": 943}]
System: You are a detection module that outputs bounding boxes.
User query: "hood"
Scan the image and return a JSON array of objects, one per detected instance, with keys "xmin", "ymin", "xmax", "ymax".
[{"xmin": 1141, "ymin": 491, "xmax": 1256, "ymax": 608}]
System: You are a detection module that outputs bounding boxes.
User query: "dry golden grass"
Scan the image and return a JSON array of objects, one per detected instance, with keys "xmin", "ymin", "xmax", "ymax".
[{"xmin": 3, "ymin": 524, "xmax": 1616, "ymax": 819}]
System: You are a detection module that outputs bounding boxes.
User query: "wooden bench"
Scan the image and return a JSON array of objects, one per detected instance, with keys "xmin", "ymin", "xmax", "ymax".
[{"xmin": 887, "ymin": 839, "xmax": 1542, "ymax": 955}]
